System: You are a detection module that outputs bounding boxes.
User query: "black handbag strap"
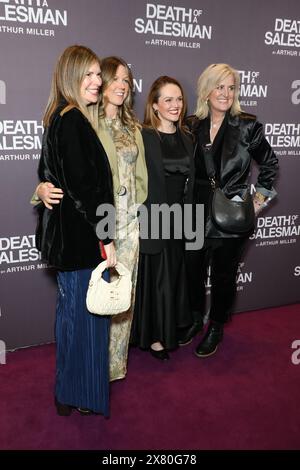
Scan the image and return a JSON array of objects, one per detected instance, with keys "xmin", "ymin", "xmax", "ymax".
[{"xmin": 202, "ymin": 144, "xmax": 217, "ymax": 189}]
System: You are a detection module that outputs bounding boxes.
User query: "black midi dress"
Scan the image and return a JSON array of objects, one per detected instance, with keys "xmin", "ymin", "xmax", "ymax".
[{"xmin": 131, "ymin": 131, "xmax": 192, "ymax": 350}]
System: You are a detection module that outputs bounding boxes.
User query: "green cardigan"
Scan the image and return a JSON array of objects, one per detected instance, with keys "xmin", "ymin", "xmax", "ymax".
[{"xmin": 98, "ymin": 119, "xmax": 148, "ymax": 205}]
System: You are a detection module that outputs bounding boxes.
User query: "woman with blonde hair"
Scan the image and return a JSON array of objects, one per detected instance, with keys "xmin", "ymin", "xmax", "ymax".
[
  {"xmin": 34, "ymin": 55, "xmax": 147, "ymax": 382},
  {"xmin": 182, "ymin": 63, "xmax": 278, "ymax": 356},
  {"xmin": 36, "ymin": 45, "xmax": 115, "ymax": 416},
  {"xmin": 97, "ymin": 56, "xmax": 147, "ymax": 381}
]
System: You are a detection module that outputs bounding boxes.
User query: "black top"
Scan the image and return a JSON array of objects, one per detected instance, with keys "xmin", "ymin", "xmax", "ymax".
[
  {"xmin": 158, "ymin": 131, "xmax": 190, "ymax": 177},
  {"xmin": 195, "ymin": 116, "xmax": 226, "ymax": 182},
  {"xmin": 139, "ymin": 127, "xmax": 195, "ymax": 254},
  {"xmin": 194, "ymin": 116, "xmax": 227, "ymax": 210}
]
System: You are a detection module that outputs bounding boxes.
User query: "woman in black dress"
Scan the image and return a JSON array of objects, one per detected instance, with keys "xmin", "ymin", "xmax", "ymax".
[{"xmin": 131, "ymin": 76, "xmax": 195, "ymax": 360}]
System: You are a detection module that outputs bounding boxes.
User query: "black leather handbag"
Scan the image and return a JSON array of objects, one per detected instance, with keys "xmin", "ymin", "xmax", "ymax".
[
  {"xmin": 211, "ymin": 187, "xmax": 255, "ymax": 234},
  {"xmin": 203, "ymin": 144, "xmax": 255, "ymax": 235}
]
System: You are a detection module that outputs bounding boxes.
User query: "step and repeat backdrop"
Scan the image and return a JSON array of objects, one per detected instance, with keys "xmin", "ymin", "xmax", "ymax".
[{"xmin": 0, "ymin": 0, "xmax": 299, "ymax": 350}]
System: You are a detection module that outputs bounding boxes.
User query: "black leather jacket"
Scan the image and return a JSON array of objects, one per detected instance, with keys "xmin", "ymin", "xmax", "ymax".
[{"xmin": 187, "ymin": 112, "xmax": 278, "ymax": 238}]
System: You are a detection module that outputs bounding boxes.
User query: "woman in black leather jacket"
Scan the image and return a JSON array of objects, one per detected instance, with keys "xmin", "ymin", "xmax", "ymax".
[{"xmin": 180, "ymin": 63, "xmax": 278, "ymax": 357}]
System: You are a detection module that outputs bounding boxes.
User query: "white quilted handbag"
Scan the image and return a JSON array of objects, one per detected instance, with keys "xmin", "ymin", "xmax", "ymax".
[{"xmin": 86, "ymin": 261, "xmax": 132, "ymax": 316}]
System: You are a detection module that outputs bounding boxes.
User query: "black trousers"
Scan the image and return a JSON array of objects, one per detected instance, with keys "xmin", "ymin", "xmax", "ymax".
[{"xmin": 185, "ymin": 237, "xmax": 248, "ymax": 324}]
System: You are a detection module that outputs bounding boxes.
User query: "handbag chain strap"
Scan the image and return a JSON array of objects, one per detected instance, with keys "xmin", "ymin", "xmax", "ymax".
[{"xmin": 202, "ymin": 144, "xmax": 217, "ymax": 190}]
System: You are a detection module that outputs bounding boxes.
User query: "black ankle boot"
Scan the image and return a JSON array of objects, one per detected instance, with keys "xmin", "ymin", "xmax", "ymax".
[
  {"xmin": 55, "ymin": 397, "xmax": 73, "ymax": 416},
  {"xmin": 178, "ymin": 319, "xmax": 204, "ymax": 346},
  {"xmin": 194, "ymin": 321, "xmax": 223, "ymax": 358}
]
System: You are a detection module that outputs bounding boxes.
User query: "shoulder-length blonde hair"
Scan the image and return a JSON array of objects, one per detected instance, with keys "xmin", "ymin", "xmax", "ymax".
[
  {"xmin": 43, "ymin": 45, "xmax": 101, "ymax": 129},
  {"xmin": 195, "ymin": 63, "xmax": 242, "ymax": 119},
  {"xmin": 143, "ymin": 75, "xmax": 188, "ymax": 133},
  {"xmin": 99, "ymin": 56, "xmax": 140, "ymax": 132}
]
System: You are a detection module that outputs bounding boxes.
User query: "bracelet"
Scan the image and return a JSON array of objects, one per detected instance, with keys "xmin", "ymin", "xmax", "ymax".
[
  {"xmin": 34, "ymin": 182, "xmax": 44, "ymax": 201},
  {"xmin": 37, "ymin": 181, "xmax": 45, "ymax": 193},
  {"xmin": 254, "ymin": 192, "xmax": 265, "ymax": 204}
]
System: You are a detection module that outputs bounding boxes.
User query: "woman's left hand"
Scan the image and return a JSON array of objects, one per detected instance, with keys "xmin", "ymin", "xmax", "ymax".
[
  {"xmin": 253, "ymin": 199, "xmax": 263, "ymax": 216},
  {"xmin": 103, "ymin": 242, "xmax": 117, "ymax": 268},
  {"xmin": 37, "ymin": 182, "xmax": 64, "ymax": 210}
]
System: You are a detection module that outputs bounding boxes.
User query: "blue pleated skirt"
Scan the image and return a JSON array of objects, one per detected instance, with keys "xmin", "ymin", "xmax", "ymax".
[{"xmin": 55, "ymin": 269, "xmax": 110, "ymax": 416}]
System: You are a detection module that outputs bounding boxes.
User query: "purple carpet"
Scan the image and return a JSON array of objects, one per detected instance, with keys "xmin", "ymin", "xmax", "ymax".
[{"xmin": 1, "ymin": 304, "xmax": 300, "ymax": 450}]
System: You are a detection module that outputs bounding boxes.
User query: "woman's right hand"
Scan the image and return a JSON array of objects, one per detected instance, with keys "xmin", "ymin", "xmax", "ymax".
[
  {"xmin": 37, "ymin": 182, "xmax": 63, "ymax": 210},
  {"xmin": 103, "ymin": 242, "xmax": 117, "ymax": 268}
]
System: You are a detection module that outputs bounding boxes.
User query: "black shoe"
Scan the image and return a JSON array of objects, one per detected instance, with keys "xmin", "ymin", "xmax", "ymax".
[
  {"xmin": 194, "ymin": 321, "xmax": 224, "ymax": 358},
  {"xmin": 150, "ymin": 348, "xmax": 169, "ymax": 361},
  {"xmin": 178, "ymin": 320, "xmax": 204, "ymax": 346},
  {"xmin": 55, "ymin": 397, "xmax": 73, "ymax": 416}
]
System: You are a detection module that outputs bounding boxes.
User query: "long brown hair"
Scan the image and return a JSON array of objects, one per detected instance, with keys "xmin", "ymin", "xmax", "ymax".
[
  {"xmin": 99, "ymin": 56, "xmax": 139, "ymax": 132},
  {"xmin": 143, "ymin": 76, "xmax": 188, "ymax": 133},
  {"xmin": 43, "ymin": 45, "xmax": 101, "ymax": 129}
]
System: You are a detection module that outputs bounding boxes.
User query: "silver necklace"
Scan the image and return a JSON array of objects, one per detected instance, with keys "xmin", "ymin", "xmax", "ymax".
[{"xmin": 210, "ymin": 116, "xmax": 224, "ymax": 130}]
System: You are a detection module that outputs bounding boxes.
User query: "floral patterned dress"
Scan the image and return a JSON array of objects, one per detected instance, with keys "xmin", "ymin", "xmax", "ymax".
[{"xmin": 105, "ymin": 117, "xmax": 139, "ymax": 381}]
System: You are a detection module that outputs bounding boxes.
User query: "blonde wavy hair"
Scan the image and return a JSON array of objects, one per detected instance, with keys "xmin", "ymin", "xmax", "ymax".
[
  {"xmin": 99, "ymin": 56, "xmax": 140, "ymax": 132},
  {"xmin": 195, "ymin": 63, "xmax": 242, "ymax": 119},
  {"xmin": 43, "ymin": 45, "xmax": 101, "ymax": 129}
]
